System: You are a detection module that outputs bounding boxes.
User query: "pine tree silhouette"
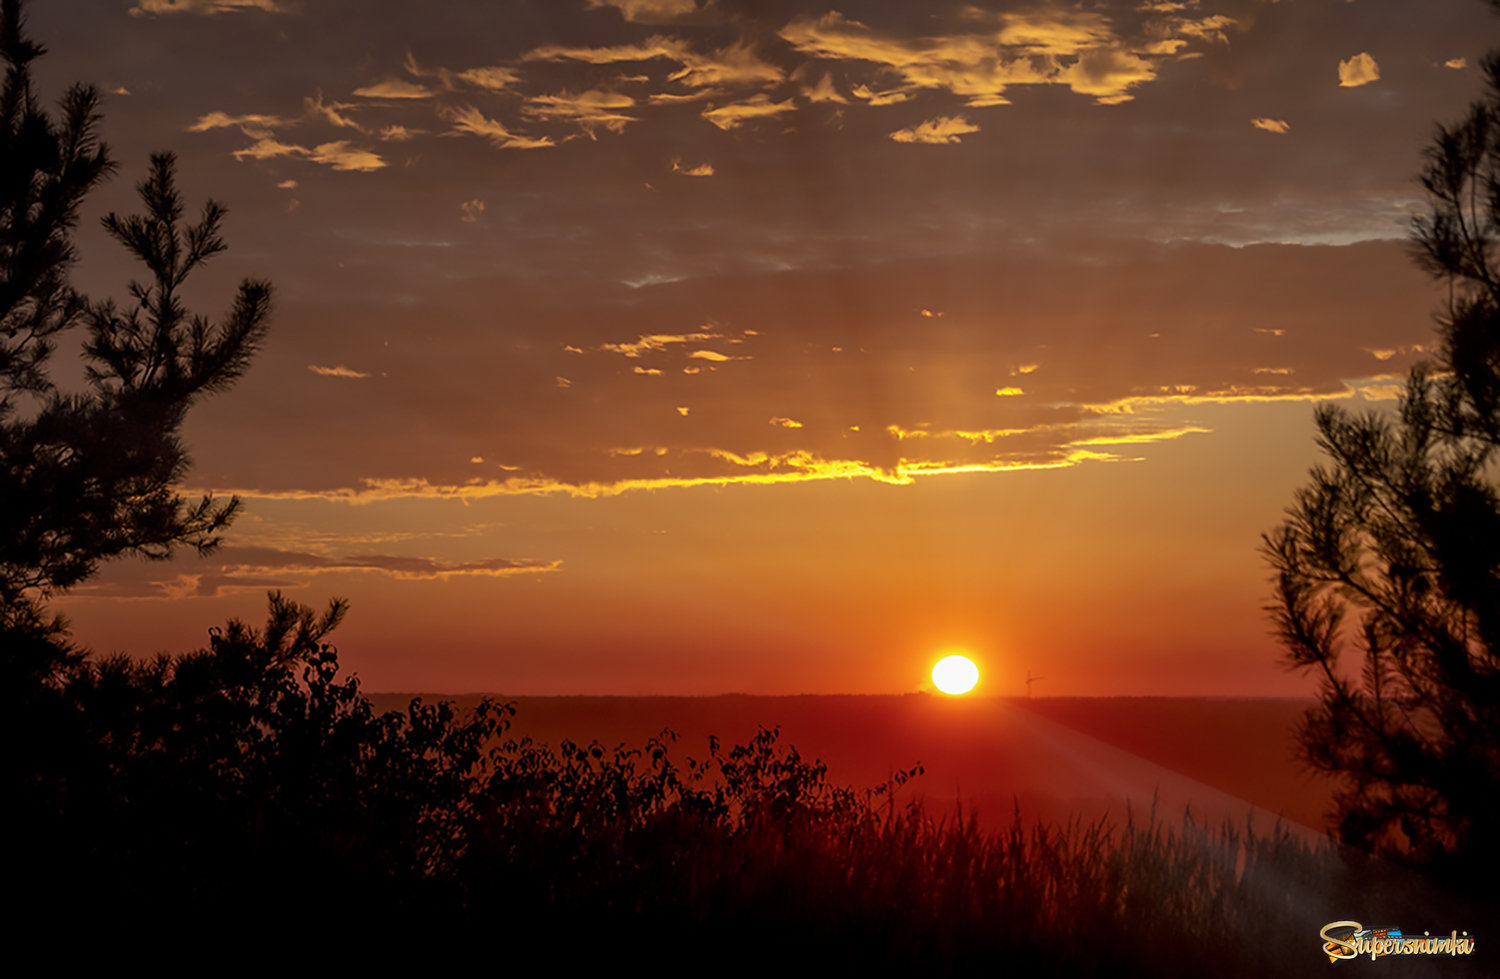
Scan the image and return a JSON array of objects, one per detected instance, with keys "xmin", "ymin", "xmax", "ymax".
[{"xmin": 1264, "ymin": 36, "xmax": 1500, "ymax": 891}]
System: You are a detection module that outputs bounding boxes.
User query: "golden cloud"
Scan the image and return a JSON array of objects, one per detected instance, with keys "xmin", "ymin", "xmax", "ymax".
[
  {"xmin": 850, "ymin": 83, "xmax": 909, "ymax": 105},
  {"xmin": 230, "ymin": 137, "xmax": 386, "ymax": 171},
  {"xmin": 445, "ymin": 105, "xmax": 555, "ymax": 149},
  {"xmin": 800, "ymin": 72, "xmax": 848, "ymax": 103},
  {"xmin": 1338, "ymin": 52, "xmax": 1380, "ymax": 87},
  {"xmin": 304, "ymin": 93, "xmax": 360, "ymax": 129},
  {"xmin": 600, "ymin": 330, "xmax": 719, "ymax": 357},
  {"xmin": 701, "ymin": 94, "xmax": 796, "ymax": 130},
  {"xmin": 459, "ymin": 66, "xmax": 524, "ymax": 91},
  {"xmin": 308, "ymin": 141, "xmax": 386, "ymax": 171},
  {"xmin": 781, "ymin": 8, "xmax": 1235, "ymax": 107},
  {"xmin": 889, "ymin": 115, "xmax": 979, "ymax": 144},
  {"xmin": 1251, "ymin": 117, "xmax": 1289, "ymax": 134},
  {"xmin": 352, "ymin": 79, "xmax": 435, "ymax": 99},
  {"xmin": 526, "ymin": 36, "xmax": 780, "ymax": 91},
  {"xmin": 197, "ymin": 445, "xmax": 1137, "ymax": 504},
  {"xmin": 524, "ymin": 90, "xmax": 638, "ymax": 135},
  {"xmin": 308, "ymin": 364, "xmax": 371, "ymax": 379},
  {"xmin": 187, "ymin": 111, "xmax": 289, "ymax": 132}
]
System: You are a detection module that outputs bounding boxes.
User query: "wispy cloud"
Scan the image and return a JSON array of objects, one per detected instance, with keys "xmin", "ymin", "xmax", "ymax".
[
  {"xmin": 524, "ymin": 90, "xmax": 638, "ymax": 136},
  {"xmin": 458, "ymin": 66, "xmax": 523, "ymax": 91},
  {"xmin": 445, "ymin": 105, "xmax": 555, "ymax": 149},
  {"xmin": 308, "ymin": 364, "xmax": 371, "ymax": 379},
  {"xmin": 599, "ymin": 329, "xmax": 720, "ymax": 357},
  {"xmin": 701, "ymin": 94, "xmax": 795, "ymax": 130},
  {"xmin": 187, "ymin": 111, "xmax": 290, "ymax": 133},
  {"xmin": 70, "ymin": 546, "xmax": 561, "ymax": 599},
  {"xmin": 353, "ymin": 79, "xmax": 435, "ymax": 99},
  {"xmin": 1251, "ymin": 117, "xmax": 1289, "ymax": 134},
  {"xmin": 131, "ymin": 0, "xmax": 283, "ymax": 15}
]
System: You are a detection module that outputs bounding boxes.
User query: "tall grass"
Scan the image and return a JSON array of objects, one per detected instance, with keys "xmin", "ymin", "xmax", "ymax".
[{"xmin": 444, "ymin": 715, "xmax": 1489, "ymax": 975}]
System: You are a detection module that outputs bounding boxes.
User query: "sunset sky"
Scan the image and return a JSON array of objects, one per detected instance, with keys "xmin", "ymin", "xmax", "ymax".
[{"xmin": 34, "ymin": 0, "xmax": 1497, "ymax": 695}]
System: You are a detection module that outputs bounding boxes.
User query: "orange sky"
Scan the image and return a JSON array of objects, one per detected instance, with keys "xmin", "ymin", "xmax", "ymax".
[{"xmin": 34, "ymin": 0, "xmax": 1497, "ymax": 694}]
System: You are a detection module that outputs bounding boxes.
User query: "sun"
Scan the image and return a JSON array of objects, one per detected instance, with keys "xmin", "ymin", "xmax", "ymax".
[{"xmin": 932, "ymin": 654, "xmax": 979, "ymax": 695}]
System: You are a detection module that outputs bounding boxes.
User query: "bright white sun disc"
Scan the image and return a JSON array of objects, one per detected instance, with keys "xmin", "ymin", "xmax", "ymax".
[{"xmin": 932, "ymin": 654, "xmax": 979, "ymax": 695}]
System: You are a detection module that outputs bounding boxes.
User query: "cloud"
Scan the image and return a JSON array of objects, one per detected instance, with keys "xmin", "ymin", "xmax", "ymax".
[
  {"xmin": 308, "ymin": 141, "xmax": 386, "ymax": 171},
  {"xmin": 231, "ymin": 137, "xmax": 307, "ymax": 162},
  {"xmin": 130, "ymin": 0, "xmax": 282, "ymax": 15},
  {"xmin": 890, "ymin": 115, "xmax": 979, "ymax": 145},
  {"xmin": 995, "ymin": 9, "xmax": 1115, "ymax": 56},
  {"xmin": 188, "ymin": 111, "xmax": 290, "ymax": 133},
  {"xmin": 1358, "ymin": 383, "xmax": 1402, "ymax": 401},
  {"xmin": 671, "ymin": 158, "xmax": 714, "ymax": 176},
  {"xmin": 220, "ymin": 548, "xmax": 558, "ymax": 580},
  {"xmin": 599, "ymin": 329, "xmax": 720, "ymax": 357},
  {"xmin": 459, "ymin": 66, "xmax": 523, "ymax": 91},
  {"xmin": 276, "ymin": 179, "xmax": 297, "ymax": 189},
  {"xmin": 230, "ymin": 137, "xmax": 386, "ymax": 171},
  {"xmin": 1055, "ymin": 47, "xmax": 1158, "ymax": 104},
  {"xmin": 75, "ymin": 546, "xmax": 561, "ymax": 598},
  {"xmin": 994, "ymin": 386, "xmax": 1024, "ymax": 397},
  {"xmin": 1338, "ymin": 52, "xmax": 1380, "ymax": 87},
  {"xmin": 305, "ymin": 93, "xmax": 361, "ymax": 129},
  {"xmin": 770, "ymin": 417, "xmax": 803, "ymax": 428},
  {"xmin": 1444, "ymin": 57, "xmax": 1468, "ymax": 70},
  {"xmin": 781, "ymin": 8, "xmax": 1235, "ymax": 107},
  {"xmin": 192, "ymin": 447, "xmax": 1143, "ymax": 505},
  {"xmin": 799, "ymin": 72, "xmax": 848, "ymax": 103},
  {"xmin": 587, "ymin": 0, "xmax": 699, "ymax": 21},
  {"xmin": 459, "ymin": 199, "xmax": 486, "ymax": 223},
  {"xmin": 353, "ymin": 79, "xmax": 435, "ymax": 100},
  {"xmin": 445, "ymin": 105, "xmax": 555, "ymax": 149},
  {"xmin": 526, "ymin": 36, "xmax": 781, "ymax": 91},
  {"xmin": 851, "ymin": 84, "xmax": 909, "ymax": 106},
  {"xmin": 523, "ymin": 90, "xmax": 638, "ymax": 136},
  {"xmin": 702, "ymin": 94, "xmax": 796, "ymax": 130},
  {"xmin": 308, "ymin": 365, "xmax": 371, "ymax": 379},
  {"xmin": 669, "ymin": 40, "xmax": 783, "ymax": 89},
  {"xmin": 1251, "ymin": 117, "xmax": 1290, "ymax": 134}
]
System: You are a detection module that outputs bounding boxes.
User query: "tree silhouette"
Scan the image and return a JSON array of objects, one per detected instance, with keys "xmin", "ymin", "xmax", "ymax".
[
  {"xmin": 1264, "ymin": 44, "xmax": 1500, "ymax": 887},
  {"xmin": 0, "ymin": 0, "xmax": 268, "ymax": 628}
]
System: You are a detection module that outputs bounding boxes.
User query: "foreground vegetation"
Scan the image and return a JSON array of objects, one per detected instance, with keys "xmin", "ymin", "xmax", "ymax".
[{"xmin": 7, "ymin": 596, "xmax": 1488, "ymax": 972}]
